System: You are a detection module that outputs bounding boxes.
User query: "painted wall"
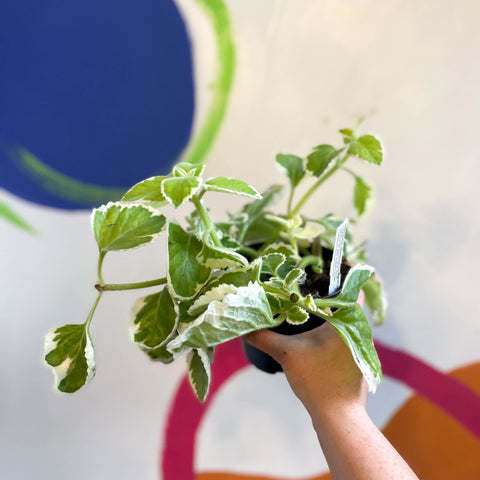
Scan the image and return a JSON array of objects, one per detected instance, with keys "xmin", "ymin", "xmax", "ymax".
[{"xmin": 1, "ymin": 1, "xmax": 479, "ymax": 479}]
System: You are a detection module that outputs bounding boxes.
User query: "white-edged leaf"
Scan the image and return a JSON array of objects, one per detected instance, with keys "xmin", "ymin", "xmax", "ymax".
[
  {"xmin": 122, "ymin": 176, "xmax": 168, "ymax": 204},
  {"xmin": 167, "ymin": 222, "xmax": 212, "ymax": 299},
  {"xmin": 204, "ymin": 177, "xmax": 261, "ymax": 198},
  {"xmin": 92, "ymin": 201, "xmax": 166, "ymax": 252},
  {"xmin": 328, "ymin": 304, "xmax": 382, "ymax": 393},
  {"xmin": 294, "ymin": 223, "xmax": 324, "ymax": 240},
  {"xmin": 161, "ymin": 176, "xmax": 202, "ymax": 207},
  {"xmin": 286, "ymin": 305, "xmax": 309, "ymax": 324},
  {"xmin": 167, "ymin": 282, "xmax": 278, "ymax": 353},
  {"xmin": 197, "ymin": 241, "xmax": 248, "ymax": 268},
  {"xmin": 199, "ymin": 261, "xmax": 262, "ymax": 294},
  {"xmin": 44, "ymin": 324, "xmax": 95, "ymax": 393},
  {"xmin": 362, "ymin": 274, "xmax": 387, "ymax": 325},
  {"xmin": 262, "ymin": 242, "xmax": 298, "ymax": 258},
  {"xmin": 261, "ymin": 252, "xmax": 287, "ymax": 276},
  {"xmin": 284, "ymin": 268, "xmax": 306, "ymax": 289},
  {"xmin": 353, "ymin": 176, "xmax": 372, "ymax": 216},
  {"xmin": 129, "ymin": 288, "xmax": 177, "ymax": 350},
  {"xmin": 173, "ymin": 162, "xmax": 205, "ymax": 177},
  {"xmin": 188, "ymin": 284, "xmax": 239, "ymax": 316},
  {"xmin": 187, "ymin": 348, "xmax": 212, "ymax": 402},
  {"xmin": 338, "ymin": 264, "xmax": 375, "ymax": 303}
]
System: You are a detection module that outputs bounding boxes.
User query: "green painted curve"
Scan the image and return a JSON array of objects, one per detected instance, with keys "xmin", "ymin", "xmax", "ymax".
[
  {"xmin": 0, "ymin": 200, "xmax": 36, "ymax": 234},
  {"xmin": 15, "ymin": 148, "xmax": 125, "ymax": 205},
  {"xmin": 181, "ymin": 0, "xmax": 236, "ymax": 165}
]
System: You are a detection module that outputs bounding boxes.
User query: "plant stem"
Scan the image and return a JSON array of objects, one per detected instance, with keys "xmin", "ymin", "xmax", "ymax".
[
  {"xmin": 85, "ymin": 291, "xmax": 103, "ymax": 330},
  {"xmin": 289, "ymin": 153, "xmax": 351, "ymax": 217},
  {"xmin": 96, "ymin": 277, "xmax": 167, "ymax": 292},
  {"xmin": 97, "ymin": 251, "xmax": 106, "ymax": 285},
  {"xmin": 191, "ymin": 195, "xmax": 223, "ymax": 247}
]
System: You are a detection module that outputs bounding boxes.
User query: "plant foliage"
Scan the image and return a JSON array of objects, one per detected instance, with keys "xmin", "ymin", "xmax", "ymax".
[{"xmin": 44, "ymin": 123, "xmax": 387, "ymax": 400}]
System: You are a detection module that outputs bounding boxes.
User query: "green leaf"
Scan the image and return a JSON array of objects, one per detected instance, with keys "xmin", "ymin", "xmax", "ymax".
[
  {"xmin": 338, "ymin": 264, "xmax": 374, "ymax": 303},
  {"xmin": 202, "ymin": 261, "xmax": 262, "ymax": 292},
  {"xmin": 237, "ymin": 185, "xmax": 285, "ymax": 242},
  {"xmin": 349, "ymin": 135, "xmax": 383, "ymax": 165},
  {"xmin": 241, "ymin": 212, "xmax": 281, "ymax": 245},
  {"xmin": 284, "ymin": 268, "xmax": 305, "ymax": 289},
  {"xmin": 286, "ymin": 305, "xmax": 309, "ymax": 324},
  {"xmin": 187, "ymin": 348, "xmax": 212, "ymax": 402},
  {"xmin": 275, "ymin": 154, "xmax": 305, "ymax": 188},
  {"xmin": 173, "ymin": 162, "xmax": 205, "ymax": 177},
  {"xmin": 161, "ymin": 176, "xmax": 202, "ymax": 207},
  {"xmin": 92, "ymin": 202, "xmax": 166, "ymax": 252},
  {"xmin": 204, "ymin": 177, "xmax": 261, "ymax": 198},
  {"xmin": 130, "ymin": 288, "xmax": 177, "ymax": 349},
  {"xmin": 353, "ymin": 176, "xmax": 372, "ymax": 216},
  {"xmin": 362, "ymin": 274, "xmax": 387, "ymax": 325},
  {"xmin": 261, "ymin": 252, "xmax": 287, "ymax": 276},
  {"xmin": 167, "ymin": 282, "xmax": 278, "ymax": 353},
  {"xmin": 167, "ymin": 223, "xmax": 212, "ymax": 299},
  {"xmin": 339, "ymin": 128, "xmax": 354, "ymax": 143},
  {"xmin": 328, "ymin": 304, "xmax": 382, "ymax": 393},
  {"xmin": 144, "ymin": 343, "xmax": 175, "ymax": 364},
  {"xmin": 44, "ymin": 324, "xmax": 95, "ymax": 393},
  {"xmin": 122, "ymin": 176, "xmax": 168, "ymax": 204},
  {"xmin": 197, "ymin": 241, "xmax": 248, "ymax": 269},
  {"xmin": 306, "ymin": 145, "xmax": 340, "ymax": 177}
]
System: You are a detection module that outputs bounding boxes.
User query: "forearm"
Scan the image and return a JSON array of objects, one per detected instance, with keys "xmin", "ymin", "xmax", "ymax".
[{"xmin": 310, "ymin": 403, "xmax": 419, "ymax": 480}]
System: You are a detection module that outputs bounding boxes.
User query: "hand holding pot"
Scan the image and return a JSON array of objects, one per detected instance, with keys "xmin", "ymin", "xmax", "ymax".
[{"xmin": 243, "ymin": 322, "xmax": 419, "ymax": 480}]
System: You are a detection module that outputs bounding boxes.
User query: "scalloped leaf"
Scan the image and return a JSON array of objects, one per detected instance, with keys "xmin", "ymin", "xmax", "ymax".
[
  {"xmin": 130, "ymin": 288, "xmax": 177, "ymax": 350},
  {"xmin": 285, "ymin": 305, "xmax": 309, "ymax": 324},
  {"xmin": 188, "ymin": 284, "xmax": 239, "ymax": 317},
  {"xmin": 306, "ymin": 145, "xmax": 340, "ymax": 177},
  {"xmin": 284, "ymin": 268, "xmax": 306, "ymax": 289},
  {"xmin": 44, "ymin": 324, "xmax": 95, "ymax": 393},
  {"xmin": 173, "ymin": 162, "xmax": 206, "ymax": 177},
  {"xmin": 92, "ymin": 202, "xmax": 166, "ymax": 252},
  {"xmin": 122, "ymin": 176, "xmax": 168, "ymax": 204},
  {"xmin": 197, "ymin": 242, "xmax": 248, "ymax": 269},
  {"xmin": 167, "ymin": 223, "xmax": 212, "ymax": 299},
  {"xmin": 187, "ymin": 348, "xmax": 213, "ymax": 402},
  {"xmin": 338, "ymin": 264, "xmax": 374, "ymax": 303},
  {"xmin": 161, "ymin": 176, "xmax": 202, "ymax": 207},
  {"xmin": 349, "ymin": 135, "xmax": 383, "ymax": 165},
  {"xmin": 261, "ymin": 252, "xmax": 287, "ymax": 276},
  {"xmin": 328, "ymin": 304, "xmax": 382, "ymax": 393},
  {"xmin": 275, "ymin": 154, "xmax": 305, "ymax": 187},
  {"xmin": 167, "ymin": 282, "xmax": 278, "ymax": 353},
  {"xmin": 204, "ymin": 177, "xmax": 261, "ymax": 198}
]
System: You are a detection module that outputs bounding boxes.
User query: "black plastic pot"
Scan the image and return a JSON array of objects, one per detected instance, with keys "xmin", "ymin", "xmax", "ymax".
[{"xmin": 242, "ymin": 248, "xmax": 349, "ymax": 374}]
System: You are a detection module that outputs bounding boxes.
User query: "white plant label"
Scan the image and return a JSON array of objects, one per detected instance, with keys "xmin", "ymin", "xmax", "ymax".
[{"xmin": 329, "ymin": 219, "xmax": 348, "ymax": 295}]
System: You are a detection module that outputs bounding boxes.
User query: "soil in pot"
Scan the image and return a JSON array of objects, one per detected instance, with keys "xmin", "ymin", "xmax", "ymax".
[{"xmin": 242, "ymin": 248, "xmax": 351, "ymax": 373}]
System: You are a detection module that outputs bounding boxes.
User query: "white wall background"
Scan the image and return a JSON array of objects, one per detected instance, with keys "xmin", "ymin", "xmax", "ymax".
[{"xmin": 1, "ymin": 0, "xmax": 479, "ymax": 478}]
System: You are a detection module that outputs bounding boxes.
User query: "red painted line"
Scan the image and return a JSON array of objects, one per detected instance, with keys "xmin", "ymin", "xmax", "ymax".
[
  {"xmin": 162, "ymin": 338, "xmax": 480, "ymax": 479},
  {"xmin": 375, "ymin": 340, "xmax": 480, "ymax": 439},
  {"xmin": 162, "ymin": 339, "xmax": 249, "ymax": 480}
]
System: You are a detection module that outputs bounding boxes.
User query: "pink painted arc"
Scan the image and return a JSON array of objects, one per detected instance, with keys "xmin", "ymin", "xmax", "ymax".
[{"xmin": 161, "ymin": 338, "xmax": 480, "ymax": 479}]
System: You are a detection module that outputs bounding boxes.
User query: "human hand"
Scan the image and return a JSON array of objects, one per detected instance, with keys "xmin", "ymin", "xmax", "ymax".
[{"xmin": 243, "ymin": 322, "xmax": 367, "ymax": 419}]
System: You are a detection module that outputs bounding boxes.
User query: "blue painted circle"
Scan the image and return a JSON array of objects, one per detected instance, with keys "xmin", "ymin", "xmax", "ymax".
[{"xmin": 0, "ymin": 0, "xmax": 194, "ymax": 209}]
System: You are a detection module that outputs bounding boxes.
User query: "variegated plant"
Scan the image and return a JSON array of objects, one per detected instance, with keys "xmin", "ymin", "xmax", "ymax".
[{"xmin": 44, "ymin": 122, "xmax": 387, "ymax": 401}]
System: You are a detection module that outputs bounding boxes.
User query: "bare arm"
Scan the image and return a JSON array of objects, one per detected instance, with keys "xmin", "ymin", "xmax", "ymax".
[{"xmin": 244, "ymin": 323, "xmax": 419, "ymax": 480}]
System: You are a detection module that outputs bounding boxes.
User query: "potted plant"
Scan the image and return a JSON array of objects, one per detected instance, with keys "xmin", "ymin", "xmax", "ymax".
[{"xmin": 44, "ymin": 121, "xmax": 387, "ymax": 401}]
